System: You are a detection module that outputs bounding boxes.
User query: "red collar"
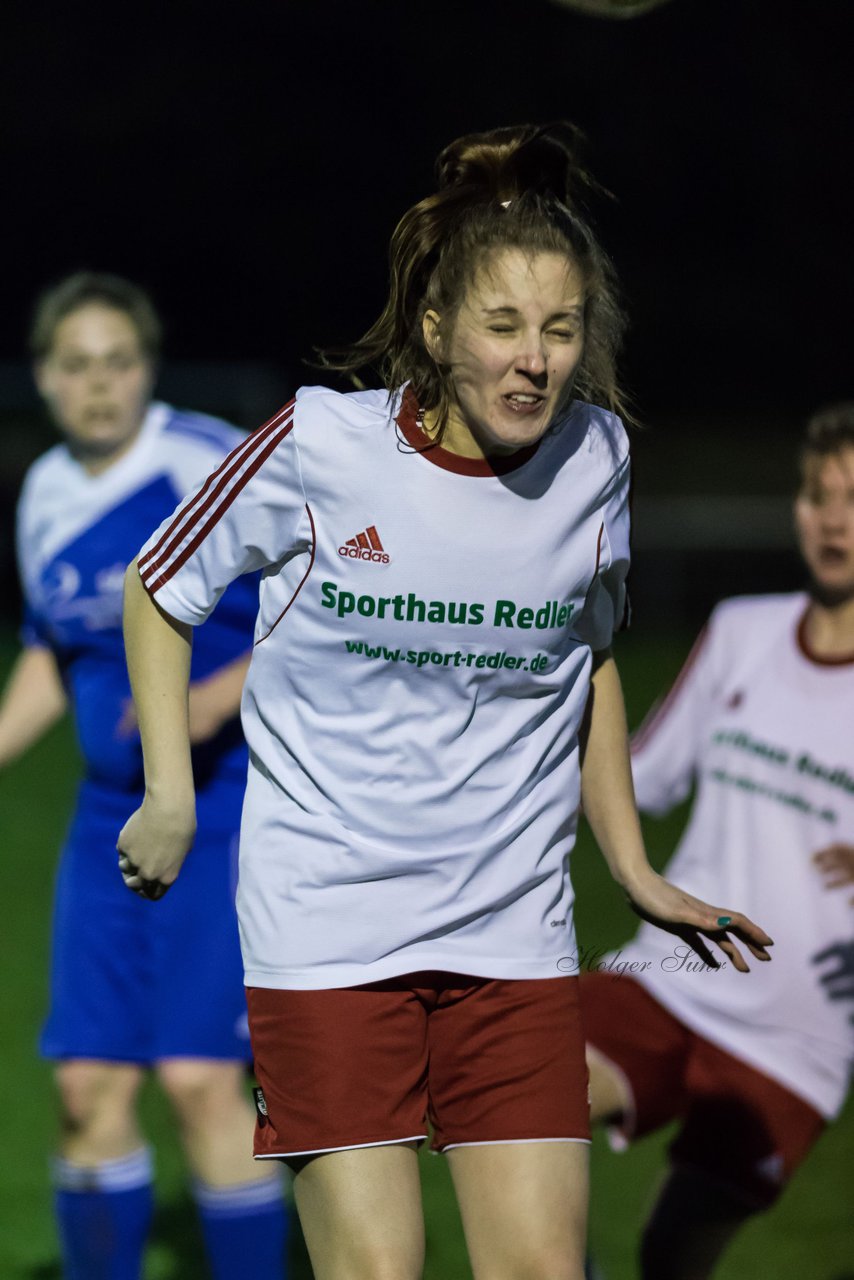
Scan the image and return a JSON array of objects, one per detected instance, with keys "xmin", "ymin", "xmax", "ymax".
[
  {"xmin": 796, "ymin": 605, "xmax": 854, "ymax": 667},
  {"xmin": 395, "ymin": 387, "xmax": 540, "ymax": 477}
]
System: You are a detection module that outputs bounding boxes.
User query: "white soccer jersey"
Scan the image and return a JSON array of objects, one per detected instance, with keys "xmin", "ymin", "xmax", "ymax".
[
  {"xmin": 619, "ymin": 594, "xmax": 854, "ymax": 1118},
  {"xmin": 139, "ymin": 385, "xmax": 630, "ymax": 989}
]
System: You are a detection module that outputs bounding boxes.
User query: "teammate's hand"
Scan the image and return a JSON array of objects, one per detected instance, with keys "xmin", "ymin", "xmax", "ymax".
[
  {"xmin": 813, "ymin": 844, "xmax": 854, "ymax": 905},
  {"xmin": 623, "ymin": 868, "xmax": 774, "ymax": 973},
  {"xmin": 116, "ymin": 798, "xmax": 196, "ymax": 900}
]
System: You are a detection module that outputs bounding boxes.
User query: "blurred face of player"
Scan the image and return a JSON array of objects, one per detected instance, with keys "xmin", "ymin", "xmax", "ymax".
[
  {"xmin": 795, "ymin": 447, "xmax": 854, "ymax": 605},
  {"xmin": 35, "ymin": 304, "xmax": 153, "ymax": 472},
  {"xmin": 422, "ymin": 248, "xmax": 585, "ymax": 457}
]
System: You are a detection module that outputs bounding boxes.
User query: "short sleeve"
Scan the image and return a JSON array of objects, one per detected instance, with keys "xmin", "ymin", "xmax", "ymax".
[
  {"xmin": 630, "ymin": 608, "xmax": 726, "ymax": 814},
  {"xmin": 137, "ymin": 401, "xmax": 306, "ymax": 626},
  {"xmin": 571, "ymin": 450, "xmax": 631, "ymax": 651},
  {"xmin": 15, "ymin": 474, "xmax": 49, "ymax": 649}
]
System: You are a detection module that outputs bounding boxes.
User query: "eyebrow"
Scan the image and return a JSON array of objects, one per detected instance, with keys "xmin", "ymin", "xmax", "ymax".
[{"xmin": 482, "ymin": 305, "xmax": 584, "ymax": 319}]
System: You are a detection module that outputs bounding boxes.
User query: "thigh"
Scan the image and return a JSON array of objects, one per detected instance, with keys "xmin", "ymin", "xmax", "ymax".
[
  {"xmin": 152, "ymin": 817, "xmax": 250, "ymax": 1061},
  {"xmin": 427, "ymin": 975, "xmax": 590, "ymax": 1150},
  {"xmin": 447, "ymin": 1140, "xmax": 588, "ymax": 1280},
  {"xmin": 676, "ymin": 1038, "xmax": 826, "ymax": 1208},
  {"xmin": 41, "ymin": 804, "xmax": 155, "ymax": 1062},
  {"xmin": 579, "ymin": 972, "xmax": 691, "ymax": 1138},
  {"xmin": 293, "ymin": 1144, "xmax": 424, "ymax": 1280},
  {"xmin": 246, "ymin": 980, "xmax": 431, "ymax": 1160}
]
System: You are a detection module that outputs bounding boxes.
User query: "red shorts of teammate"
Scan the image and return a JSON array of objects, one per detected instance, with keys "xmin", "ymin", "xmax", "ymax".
[
  {"xmin": 247, "ymin": 972, "xmax": 590, "ymax": 1162},
  {"xmin": 580, "ymin": 972, "xmax": 825, "ymax": 1208}
]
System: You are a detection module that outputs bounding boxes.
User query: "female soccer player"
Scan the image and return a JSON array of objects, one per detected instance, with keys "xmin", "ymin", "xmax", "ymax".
[
  {"xmin": 581, "ymin": 406, "xmax": 854, "ymax": 1279},
  {"xmin": 118, "ymin": 124, "xmax": 772, "ymax": 1280},
  {"xmin": 1, "ymin": 273, "xmax": 288, "ymax": 1279}
]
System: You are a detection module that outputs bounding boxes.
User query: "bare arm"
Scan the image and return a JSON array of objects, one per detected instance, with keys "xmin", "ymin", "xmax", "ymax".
[
  {"xmin": 118, "ymin": 649, "xmax": 251, "ymax": 744},
  {"xmin": 580, "ymin": 649, "xmax": 773, "ymax": 971},
  {"xmin": 116, "ymin": 563, "xmax": 197, "ymax": 898},
  {"xmin": 0, "ymin": 645, "xmax": 68, "ymax": 769}
]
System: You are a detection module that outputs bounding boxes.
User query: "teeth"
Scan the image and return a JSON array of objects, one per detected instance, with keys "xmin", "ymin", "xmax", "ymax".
[{"xmin": 508, "ymin": 394, "xmax": 539, "ymax": 403}]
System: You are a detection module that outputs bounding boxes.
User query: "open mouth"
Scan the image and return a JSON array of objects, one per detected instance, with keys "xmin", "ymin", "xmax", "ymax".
[
  {"xmin": 502, "ymin": 393, "xmax": 545, "ymax": 414},
  {"xmin": 818, "ymin": 546, "xmax": 849, "ymax": 565}
]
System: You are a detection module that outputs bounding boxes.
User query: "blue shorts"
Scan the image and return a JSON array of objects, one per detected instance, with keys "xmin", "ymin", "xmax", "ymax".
[{"xmin": 41, "ymin": 781, "xmax": 252, "ymax": 1064}]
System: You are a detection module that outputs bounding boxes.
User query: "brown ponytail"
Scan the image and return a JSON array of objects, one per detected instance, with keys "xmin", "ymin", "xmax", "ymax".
[{"xmin": 318, "ymin": 123, "xmax": 631, "ymax": 434}]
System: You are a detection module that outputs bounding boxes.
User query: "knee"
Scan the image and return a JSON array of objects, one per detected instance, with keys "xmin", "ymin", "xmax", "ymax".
[
  {"xmin": 54, "ymin": 1061, "xmax": 141, "ymax": 1138},
  {"xmin": 157, "ymin": 1059, "xmax": 246, "ymax": 1126}
]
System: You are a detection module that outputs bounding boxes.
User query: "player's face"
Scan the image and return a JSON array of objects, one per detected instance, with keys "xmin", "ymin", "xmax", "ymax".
[
  {"xmin": 35, "ymin": 304, "xmax": 153, "ymax": 469},
  {"xmin": 795, "ymin": 447, "xmax": 854, "ymax": 604},
  {"xmin": 423, "ymin": 248, "xmax": 586, "ymax": 457}
]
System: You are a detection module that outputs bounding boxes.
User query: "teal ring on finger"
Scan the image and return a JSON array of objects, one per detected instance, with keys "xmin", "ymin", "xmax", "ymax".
[{"xmin": 717, "ymin": 915, "xmax": 732, "ymax": 927}]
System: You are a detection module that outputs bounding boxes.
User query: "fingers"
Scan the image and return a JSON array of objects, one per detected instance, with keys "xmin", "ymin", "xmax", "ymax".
[
  {"xmin": 709, "ymin": 933, "xmax": 750, "ymax": 974},
  {"xmin": 117, "ymin": 852, "xmax": 169, "ymax": 900},
  {"xmin": 684, "ymin": 904, "xmax": 774, "ymax": 972}
]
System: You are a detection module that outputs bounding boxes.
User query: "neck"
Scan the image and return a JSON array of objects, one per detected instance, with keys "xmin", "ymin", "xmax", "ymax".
[
  {"xmin": 69, "ymin": 425, "xmax": 145, "ymax": 477},
  {"xmin": 421, "ymin": 408, "xmax": 488, "ymax": 460},
  {"xmin": 802, "ymin": 594, "xmax": 854, "ymax": 660},
  {"xmin": 420, "ymin": 408, "xmax": 520, "ymax": 460}
]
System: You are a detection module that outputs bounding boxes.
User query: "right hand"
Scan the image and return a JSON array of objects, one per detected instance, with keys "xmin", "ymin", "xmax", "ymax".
[
  {"xmin": 116, "ymin": 797, "xmax": 196, "ymax": 900},
  {"xmin": 623, "ymin": 867, "xmax": 774, "ymax": 973}
]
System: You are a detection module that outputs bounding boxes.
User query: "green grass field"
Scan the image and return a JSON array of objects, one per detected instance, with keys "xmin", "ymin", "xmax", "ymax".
[{"xmin": 1, "ymin": 626, "xmax": 851, "ymax": 1279}]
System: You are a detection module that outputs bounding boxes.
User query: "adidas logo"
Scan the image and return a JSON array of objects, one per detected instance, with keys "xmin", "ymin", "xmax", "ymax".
[{"xmin": 338, "ymin": 525, "xmax": 390, "ymax": 564}]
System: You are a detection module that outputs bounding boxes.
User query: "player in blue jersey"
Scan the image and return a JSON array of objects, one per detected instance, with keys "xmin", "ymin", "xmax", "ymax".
[{"xmin": 0, "ymin": 273, "xmax": 289, "ymax": 1279}]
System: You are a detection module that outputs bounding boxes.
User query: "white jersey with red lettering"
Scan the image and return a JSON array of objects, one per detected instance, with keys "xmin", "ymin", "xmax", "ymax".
[
  {"xmin": 138, "ymin": 385, "xmax": 630, "ymax": 989},
  {"xmin": 619, "ymin": 593, "xmax": 854, "ymax": 1117}
]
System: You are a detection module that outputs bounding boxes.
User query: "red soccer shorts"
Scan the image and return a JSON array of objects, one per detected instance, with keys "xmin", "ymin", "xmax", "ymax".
[
  {"xmin": 247, "ymin": 971, "xmax": 590, "ymax": 1161},
  {"xmin": 580, "ymin": 972, "xmax": 825, "ymax": 1207}
]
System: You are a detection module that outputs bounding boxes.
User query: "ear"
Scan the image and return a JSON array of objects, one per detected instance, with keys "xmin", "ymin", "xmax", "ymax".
[{"xmin": 422, "ymin": 309, "xmax": 442, "ymax": 362}]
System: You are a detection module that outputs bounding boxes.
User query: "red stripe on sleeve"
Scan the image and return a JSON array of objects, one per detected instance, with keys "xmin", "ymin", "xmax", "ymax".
[
  {"xmin": 139, "ymin": 400, "xmax": 295, "ymax": 576},
  {"xmin": 141, "ymin": 407, "xmax": 296, "ymax": 593}
]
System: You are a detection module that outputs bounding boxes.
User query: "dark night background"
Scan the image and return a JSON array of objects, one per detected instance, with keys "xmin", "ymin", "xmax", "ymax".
[{"xmin": 2, "ymin": 0, "xmax": 852, "ymax": 623}]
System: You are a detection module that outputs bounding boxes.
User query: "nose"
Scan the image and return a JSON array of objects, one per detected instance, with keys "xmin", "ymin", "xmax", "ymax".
[
  {"xmin": 515, "ymin": 338, "xmax": 548, "ymax": 386},
  {"xmin": 819, "ymin": 494, "xmax": 850, "ymax": 532},
  {"xmin": 86, "ymin": 359, "xmax": 112, "ymax": 390}
]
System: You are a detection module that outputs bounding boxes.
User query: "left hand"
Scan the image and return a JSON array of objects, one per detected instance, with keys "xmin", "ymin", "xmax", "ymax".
[{"xmin": 623, "ymin": 869, "xmax": 774, "ymax": 973}]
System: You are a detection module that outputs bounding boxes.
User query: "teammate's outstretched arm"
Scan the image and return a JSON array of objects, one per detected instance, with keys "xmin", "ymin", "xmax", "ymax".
[
  {"xmin": 116, "ymin": 561, "xmax": 197, "ymax": 899},
  {"xmin": 580, "ymin": 648, "xmax": 774, "ymax": 971},
  {"xmin": 0, "ymin": 645, "xmax": 68, "ymax": 769}
]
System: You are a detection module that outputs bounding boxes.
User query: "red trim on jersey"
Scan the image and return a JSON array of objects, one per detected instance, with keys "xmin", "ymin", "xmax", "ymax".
[
  {"xmin": 796, "ymin": 606, "xmax": 854, "ymax": 667},
  {"xmin": 255, "ymin": 505, "xmax": 317, "ymax": 645},
  {"xmin": 630, "ymin": 622, "xmax": 711, "ymax": 755},
  {"xmin": 139, "ymin": 400, "xmax": 294, "ymax": 578},
  {"xmin": 594, "ymin": 521, "xmax": 605, "ymax": 576},
  {"xmin": 395, "ymin": 387, "xmax": 539, "ymax": 477},
  {"xmin": 140, "ymin": 402, "xmax": 296, "ymax": 593}
]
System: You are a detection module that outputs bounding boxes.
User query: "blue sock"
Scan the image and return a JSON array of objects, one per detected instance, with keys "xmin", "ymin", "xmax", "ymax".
[
  {"xmin": 52, "ymin": 1147, "xmax": 154, "ymax": 1280},
  {"xmin": 194, "ymin": 1169, "xmax": 291, "ymax": 1279}
]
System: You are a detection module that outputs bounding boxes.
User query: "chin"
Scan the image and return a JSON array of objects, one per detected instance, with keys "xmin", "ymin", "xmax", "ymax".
[{"xmin": 808, "ymin": 576, "xmax": 854, "ymax": 608}]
